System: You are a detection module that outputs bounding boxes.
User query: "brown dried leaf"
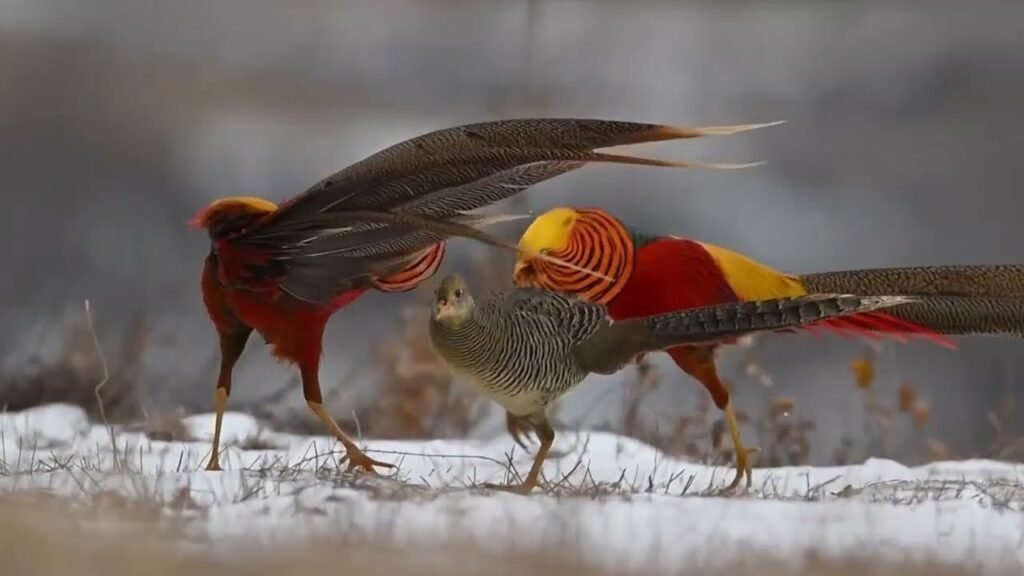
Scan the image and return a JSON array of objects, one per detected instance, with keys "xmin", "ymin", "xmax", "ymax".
[
  {"xmin": 911, "ymin": 401, "xmax": 932, "ymax": 429},
  {"xmin": 987, "ymin": 410, "xmax": 1003, "ymax": 434},
  {"xmin": 770, "ymin": 396, "xmax": 796, "ymax": 419},
  {"xmin": 850, "ymin": 355, "xmax": 875, "ymax": 390},
  {"xmin": 925, "ymin": 437, "xmax": 952, "ymax": 461},
  {"xmin": 898, "ymin": 383, "xmax": 918, "ymax": 413}
]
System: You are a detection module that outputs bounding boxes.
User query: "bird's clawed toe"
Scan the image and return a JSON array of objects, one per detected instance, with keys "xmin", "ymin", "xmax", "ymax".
[
  {"xmin": 506, "ymin": 412, "xmax": 538, "ymax": 452},
  {"xmin": 344, "ymin": 449, "xmax": 395, "ymax": 475},
  {"xmin": 719, "ymin": 445, "xmax": 760, "ymax": 495},
  {"xmin": 483, "ymin": 481, "xmax": 536, "ymax": 495}
]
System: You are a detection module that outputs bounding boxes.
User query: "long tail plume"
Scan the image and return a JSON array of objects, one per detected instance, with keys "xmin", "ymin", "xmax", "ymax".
[
  {"xmin": 599, "ymin": 120, "xmax": 788, "ymax": 145},
  {"xmin": 449, "ymin": 212, "xmax": 535, "ymax": 228},
  {"xmin": 799, "ymin": 265, "xmax": 1024, "ymax": 339},
  {"xmin": 800, "ymin": 265, "xmax": 1024, "ymax": 299},
  {"xmin": 879, "ymin": 296, "xmax": 1024, "ymax": 338},
  {"xmin": 269, "ymin": 118, "xmax": 786, "ymax": 221},
  {"xmin": 583, "ymin": 294, "xmax": 915, "ymax": 374},
  {"xmin": 638, "ymin": 294, "xmax": 917, "ymax": 350}
]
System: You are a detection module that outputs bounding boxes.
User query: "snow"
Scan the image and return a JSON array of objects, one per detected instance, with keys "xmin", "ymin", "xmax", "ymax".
[
  {"xmin": 2, "ymin": 403, "xmax": 1024, "ymax": 573},
  {"xmin": 0, "ymin": 402, "xmax": 92, "ymax": 449}
]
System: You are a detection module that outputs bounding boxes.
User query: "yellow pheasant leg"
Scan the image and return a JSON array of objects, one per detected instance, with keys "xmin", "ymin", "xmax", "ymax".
[
  {"xmin": 204, "ymin": 387, "xmax": 228, "ymax": 471},
  {"xmin": 721, "ymin": 400, "xmax": 756, "ymax": 492},
  {"xmin": 487, "ymin": 416, "xmax": 554, "ymax": 494},
  {"xmin": 307, "ymin": 401, "xmax": 395, "ymax": 474},
  {"xmin": 506, "ymin": 411, "xmax": 538, "ymax": 452},
  {"xmin": 205, "ymin": 330, "xmax": 250, "ymax": 472},
  {"xmin": 300, "ymin": 365, "xmax": 394, "ymax": 474},
  {"xmin": 667, "ymin": 346, "xmax": 757, "ymax": 493}
]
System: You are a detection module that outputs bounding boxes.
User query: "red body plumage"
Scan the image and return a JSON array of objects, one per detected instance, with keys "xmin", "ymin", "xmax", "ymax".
[
  {"xmin": 201, "ymin": 261, "xmax": 366, "ymax": 369},
  {"xmin": 192, "ymin": 196, "xmax": 444, "ymax": 473},
  {"xmin": 608, "ymin": 236, "xmax": 953, "ymax": 349},
  {"xmin": 604, "ymin": 237, "xmax": 739, "ymax": 318}
]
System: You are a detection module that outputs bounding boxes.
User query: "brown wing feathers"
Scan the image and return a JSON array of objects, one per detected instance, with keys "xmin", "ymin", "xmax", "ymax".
[{"xmin": 234, "ymin": 118, "xmax": 781, "ymax": 304}]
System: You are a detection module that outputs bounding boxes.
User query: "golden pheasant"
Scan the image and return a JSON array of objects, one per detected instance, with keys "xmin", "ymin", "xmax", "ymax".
[
  {"xmin": 512, "ymin": 206, "xmax": 1024, "ymax": 490},
  {"xmin": 191, "ymin": 117, "xmax": 778, "ymax": 472}
]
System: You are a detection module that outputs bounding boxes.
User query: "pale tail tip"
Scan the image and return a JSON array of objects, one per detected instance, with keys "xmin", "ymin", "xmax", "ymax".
[
  {"xmin": 679, "ymin": 120, "xmax": 788, "ymax": 137},
  {"xmin": 696, "ymin": 160, "xmax": 768, "ymax": 170},
  {"xmin": 490, "ymin": 213, "xmax": 534, "ymax": 221},
  {"xmin": 458, "ymin": 213, "xmax": 535, "ymax": 227},
  {"xmin": 874, "ymin": 295, "xmax": 919, "ymax": 308}
]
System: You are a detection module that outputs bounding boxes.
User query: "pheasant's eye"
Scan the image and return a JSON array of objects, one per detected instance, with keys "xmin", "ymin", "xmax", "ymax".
[
  {"xmin": 454, "ymin": 289, "xmax": 464, "ymax": 299},
  {"xmin": 437, "ymin": 298, "xmax": 447, "ymax": 306}
]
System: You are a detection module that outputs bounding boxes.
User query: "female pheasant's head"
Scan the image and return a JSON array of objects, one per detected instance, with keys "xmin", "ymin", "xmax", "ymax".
[
  {"xmin": 432, "ymin": 273, "xmax": 474, "ymax": 327},
  {"xmin": 513, "ymin": 207, "xmax": 634, "ymax": 305},
  {"xmin": 189, "ymin": 196, "xmax": 278, "ymax": 241}
]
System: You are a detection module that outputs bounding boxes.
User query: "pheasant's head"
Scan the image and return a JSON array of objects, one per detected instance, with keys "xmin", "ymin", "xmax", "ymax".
[
  {"xmin": 512, "ymin": 207, "xmax": 578, "ymax": 287},
  {"xmin": 432, "ymin": 273, "xmax": 474, "ymax": 327},
  {"xmin": 512, "ymin": 206, "xmax": 633, "ymax": 305},
  {"xmin": 188, "ymin": 196, "xmax": 278, "ymax": 241}
]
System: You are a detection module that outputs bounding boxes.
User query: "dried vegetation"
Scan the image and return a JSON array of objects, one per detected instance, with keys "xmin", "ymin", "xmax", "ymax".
[
  {"xmin": 2, "ymin": 263, "xmax": 1023, "ymax": 471},
  {"xmin": 0, "ymin": 491, "xmax": 1016, "ymax": 576}
]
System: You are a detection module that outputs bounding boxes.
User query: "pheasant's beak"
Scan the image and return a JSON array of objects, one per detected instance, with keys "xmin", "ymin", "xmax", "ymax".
[
  {"xmin": 512, "ymin": 257, "xmax": 538, "ymax": 287},
  {"xmin": 187, "ymin": 210, "xmax": 208, "ymax": 230},
  {"xmin": 433, "ymin": 297, "xmax": 454, "ymax": 320}
]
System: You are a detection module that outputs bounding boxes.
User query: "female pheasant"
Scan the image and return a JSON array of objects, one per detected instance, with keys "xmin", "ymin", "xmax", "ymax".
[{"xmin": 428, "ymin": 274, "xmax": 911, "ymax": 494}]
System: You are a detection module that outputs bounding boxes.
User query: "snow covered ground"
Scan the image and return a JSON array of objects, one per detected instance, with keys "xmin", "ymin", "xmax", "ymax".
[{"xmin": 2, "ymin": 403, "xmax": 1023, "ymax": 574}]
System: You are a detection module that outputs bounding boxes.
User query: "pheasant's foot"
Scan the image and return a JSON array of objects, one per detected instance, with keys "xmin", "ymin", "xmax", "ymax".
[
  {"xmin": 344, "ymin": 448, "xmax": 395, "ymax": 475},
  {"xmin": 506, "ymin": 412, "xmax": 537, "ymax": 452},
  {"xmin": 720, "ymin": 445, "xmax": 760, "ymax": 494},
  {"xmin": 483, "ymin": 481, "xmax": 536, "ymax": 495},
  {"xmin": 717, "ymin": 399, "xmax": 758, "ymax": 495},
  {"xmin": 204, "ymin": 458, "xmax": 223, "ymax": 472}
]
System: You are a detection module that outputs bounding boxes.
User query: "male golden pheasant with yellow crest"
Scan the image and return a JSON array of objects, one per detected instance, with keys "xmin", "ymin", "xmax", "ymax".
[
  {"xmin": 513, "ymin": 206, "xmax": 1024, "ymax": 491},
  {"xmin": 190, "ymin": 117, "xmax": 777, "ymax": 473}
]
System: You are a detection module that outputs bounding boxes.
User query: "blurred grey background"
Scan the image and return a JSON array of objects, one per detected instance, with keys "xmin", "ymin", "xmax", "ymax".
[{"xmin": 2, "ymin": 0, "xmax": 1022, "ymax": 463}]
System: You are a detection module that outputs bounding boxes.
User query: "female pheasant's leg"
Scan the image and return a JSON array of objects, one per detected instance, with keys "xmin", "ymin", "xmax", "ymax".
[
  {"xmin": 667, "ymin": 346, "xmax": 755, "ymax": 492},
  {"xmin": 205, "ymin": 329, "xmax": 252, "ymax": 471},
  {"xmin": 487, "ymin": 415, "xmax": 554, "ymax": 494},
  {"xmin": 506, "ymin": 410, "xmax": 538, "ymax": 451},
  {"xmin": 300, "ymin": 365, "xmax": 394, "ymax": 473}
]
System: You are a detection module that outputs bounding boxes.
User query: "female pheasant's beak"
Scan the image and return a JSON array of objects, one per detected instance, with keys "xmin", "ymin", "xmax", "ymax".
[{"xmin": 433, "ymin": 296, "xmax": 455, "ymax": 320}]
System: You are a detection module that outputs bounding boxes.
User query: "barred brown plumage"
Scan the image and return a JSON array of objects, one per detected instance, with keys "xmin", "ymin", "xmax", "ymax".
[
  {"xmin": 800, "ymin": 265, "xmax": 1024, "ymax": 298},
  {"xmin": 427, "ymin": 273, "xmax": 914, "ymax": 494},
  {"xmin": 800, "ymin": 267, "xmax": 1024, "ymax": 336},
  {"xmin": 864, "ymin": 296, "xmax": 1024, "ymax": 337}
]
